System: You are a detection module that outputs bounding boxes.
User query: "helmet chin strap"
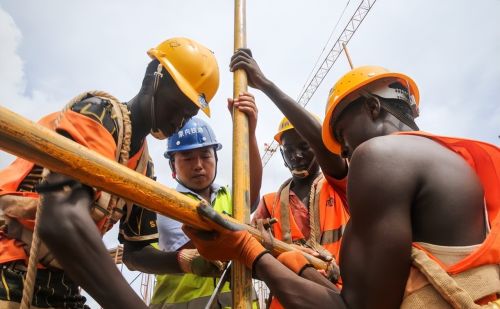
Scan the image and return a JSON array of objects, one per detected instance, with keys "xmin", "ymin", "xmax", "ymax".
[
  {"xmin": 150, "ymin": 63, "xmax": 168, "ymax": 140},
  {"xmin": 280, "ymin": 148, "xmax": 317, "ymax": 179},
  {"xmin": 290, "ymin": 157, "xmax": 317, "ymax": 179}
]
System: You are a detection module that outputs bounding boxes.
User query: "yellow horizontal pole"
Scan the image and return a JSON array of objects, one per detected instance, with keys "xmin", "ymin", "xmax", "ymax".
[{"xmin": 0, "ymin": 105, "xmax": 328, "ymax": 270}]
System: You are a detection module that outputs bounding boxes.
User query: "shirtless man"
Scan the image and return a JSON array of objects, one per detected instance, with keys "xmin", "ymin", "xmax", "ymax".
[{"xmin": 184, "ymin": 64, "xmax": 500, "ymax": 308}]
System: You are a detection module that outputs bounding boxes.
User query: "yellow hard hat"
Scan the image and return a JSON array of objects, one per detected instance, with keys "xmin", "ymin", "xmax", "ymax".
[
  {"xmin": 322, "ymin": 65, "xmax": 419, "ymax": 154},
  {"xmin": 274, "ymin": 114, "xmax": 322, "ymax": 144},
  {"xmin": 148, "ymin": 37, "xmax": 219, "ymax": 117}
]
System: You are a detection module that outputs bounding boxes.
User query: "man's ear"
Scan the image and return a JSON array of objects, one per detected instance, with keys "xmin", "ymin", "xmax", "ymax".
[
  {"xmin": 169, "ymin": 158, "xmax": 176, "ymax": 178},
  {"xmin": 364, "ymin": 96, "xmax": 382, "ymax": 120}
]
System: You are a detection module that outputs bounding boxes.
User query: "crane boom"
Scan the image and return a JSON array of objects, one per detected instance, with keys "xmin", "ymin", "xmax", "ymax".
[{"xmin": 262, "ymin": 0, "xmax": 377, "ymax": 166}]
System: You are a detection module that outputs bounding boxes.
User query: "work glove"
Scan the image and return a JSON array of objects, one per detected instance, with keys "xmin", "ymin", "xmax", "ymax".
[
  {"xmin": 277, "ymin": 250, "xmax": 313, "ymax": 275},
  {"xmin": 277, "ymin": 250, "xmax": 340, "ymax": 284},
  {"xmin": 177, "ymin": 248, "xmax": 225, "ymax": 277},
  {"xmin": 290, "ymin": 243, "xmax": 333, "ymax": 262},
  {"xmin": 182, "ymin": 203, "xmax": 268, "ymax": 269},
  {"xmin": 297, "ymin": 242, "xmax": 338, "ymax": 282}
]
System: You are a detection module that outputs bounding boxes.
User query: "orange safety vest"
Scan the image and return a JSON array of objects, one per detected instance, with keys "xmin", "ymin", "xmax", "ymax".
[
  {"xmin": 263, "ymin": 176, "xmax": 349, "ymax": 309},
  {"xmin": 0, "ymin": 110, "xmax": 146, "ymax": 265},
  {"xmin": 263, "ymin": 176, "xmax": 349, "ymax": 257},
  {"xmin": 399, "ymin": 131, "xmax": 500, "ymax": 305}
]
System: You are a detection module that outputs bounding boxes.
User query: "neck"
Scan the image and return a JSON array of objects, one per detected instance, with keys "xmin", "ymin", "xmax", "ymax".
[
  {"xmin": 195, "ymin": 187, "xmax": 212, "ymax": 203},
  {"xmin": 291, "ymin": 169, "xmax": 321, "ymax": 188},
  {"xmin": 127, "ymin": 94, "xmax": 152, "ymax": 142},
  {"xmin": 382, "ymin": 120, "xmax": 415, "ymax": 136},
  {"xmin": 381, "ymin": 112, "xmax": 417, "ymax": 135}
]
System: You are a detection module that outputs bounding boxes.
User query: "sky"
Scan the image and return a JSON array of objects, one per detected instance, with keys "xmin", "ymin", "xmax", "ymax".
[{"xmin": 1, "ymin": 0, "xmax": 499, "ymax": 306}]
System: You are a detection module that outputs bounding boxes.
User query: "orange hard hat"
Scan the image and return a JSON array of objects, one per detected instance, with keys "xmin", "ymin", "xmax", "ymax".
[
  {"xmin": 322, "ymin": 65, "xmax": 420, "ymax": 154},
  {"xmin": 148, "ymin": 37, "xmax": 219, "ymax": 117}
]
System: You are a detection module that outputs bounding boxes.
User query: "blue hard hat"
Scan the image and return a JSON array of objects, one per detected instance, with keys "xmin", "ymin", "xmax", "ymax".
[{"xmin": 164, "ymin": 117, "xmax": 222, "ymax": 158}]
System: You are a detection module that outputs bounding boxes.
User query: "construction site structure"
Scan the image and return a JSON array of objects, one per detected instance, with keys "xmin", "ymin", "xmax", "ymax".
[{"xmin": 261, "ymin": 0, "xmax": 377, "ymax": 167}]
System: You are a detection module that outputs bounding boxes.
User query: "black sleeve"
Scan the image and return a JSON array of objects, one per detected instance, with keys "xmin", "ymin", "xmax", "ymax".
[
  {"xmin": 118, "ymin": 160, "xmax": 159, "ymax": 245},
  {"xmin": 69, "ymin": 95, "xmax": 120, "ymax": 144}
]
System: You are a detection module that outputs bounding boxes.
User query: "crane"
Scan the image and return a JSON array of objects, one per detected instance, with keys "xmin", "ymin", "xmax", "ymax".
[{"xmin": 261, "ymin": 0, "xmax": 377, "ymax": 167}]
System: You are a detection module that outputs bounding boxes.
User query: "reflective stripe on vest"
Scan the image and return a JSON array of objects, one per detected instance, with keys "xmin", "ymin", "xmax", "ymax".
[{"xmin": 262, "ymin": 175, "xmax": 349, "ymax": 258}]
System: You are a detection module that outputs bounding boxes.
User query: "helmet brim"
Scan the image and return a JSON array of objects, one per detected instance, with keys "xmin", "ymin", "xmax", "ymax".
[
  {"xmin": 322, "ymin": 72, "xmax": 419, "ymax": 155},
  {"xmin": 148, "ymin": 48, "xmax": 211, "ymax": 117},
  {"xmin": 164, "ymin": 142, "xmax": 222, "ymax": 159}
]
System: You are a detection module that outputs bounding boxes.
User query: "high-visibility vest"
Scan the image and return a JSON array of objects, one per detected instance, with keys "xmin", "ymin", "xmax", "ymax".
[
  {"xmin": 150, "ymin": 187, "xmax": 234, "ymax": 308},
  {"xmin": 398, "ymin": 131, "xmax": 500, "ymax": 307},
  {"xmin": 263, "ymin": 175, "xmax": 349, "ymax": 309},
  {"xmin": 262, "ymin": 175, "xmax": 349, "ymax": 259}
]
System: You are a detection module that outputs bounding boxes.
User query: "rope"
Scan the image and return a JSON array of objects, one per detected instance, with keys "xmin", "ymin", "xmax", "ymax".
[
  {"xmin": 411, "ymin": 247, "xmax": 480, "ymax": 309},
  {"xmin": 307, "ymin": 174, "xmax": 324, "ymax": 245},
  {"xmin": 306, "ymin": 175, "xmax": 332, "ymax": 261},
  {"xmin": 56, "ymin": 90, "xmax": 133, "ymax": 233},
  {"xmin": 20, "ymin": 91, "xmax": 129, "ymax": 306},
  {"xmin": 20, "ymin": 169, "xmax": 50, "ymax": 309},
  {"xmin": 101, "ymin": 98, "xmax": 132, "ymax": 233}
]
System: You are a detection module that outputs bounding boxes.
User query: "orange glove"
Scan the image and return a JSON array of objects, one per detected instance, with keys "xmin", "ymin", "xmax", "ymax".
[
  {"xmin": 277, "ymin": 250, "xmax": 313, "ymax": 275},
  {"xmin": 182, "ymin": 203, "xmax": 268, "ymax": 269}
]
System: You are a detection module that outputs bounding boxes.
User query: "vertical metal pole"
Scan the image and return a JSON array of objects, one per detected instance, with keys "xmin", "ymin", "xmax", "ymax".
[
  {"xmin": 342, "ymin": 42, "xmax": 354, "ymax": 69},
  {"xmin": 232, "ymin": 0, "xmax": 253, "ymax": 308}
]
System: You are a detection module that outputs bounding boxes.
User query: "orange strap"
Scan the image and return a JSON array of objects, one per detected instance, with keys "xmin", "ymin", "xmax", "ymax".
[{"xmin": 398, "ymin": 131, "xmax": 500, "ymax": 275}]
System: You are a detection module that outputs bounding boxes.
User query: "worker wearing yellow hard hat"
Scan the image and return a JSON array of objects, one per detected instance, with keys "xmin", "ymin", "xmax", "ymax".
[
  {"xmin": 0, "ymin": 36, "xmax": 221, "ymax": 309},
  {"xmin": 274, "ymin": 115, "xmax": 321, "ymax": 178},
  {"xmin": 274, "ymin": 114, "xmax": 322, "ymax": 143},
  {"xmin": 145, "ymin": 37, "xmax": 219, "ymax": 140},
  {"xmin": 148, "ymin": 37, "xmax": 219, "ymax": 118}
]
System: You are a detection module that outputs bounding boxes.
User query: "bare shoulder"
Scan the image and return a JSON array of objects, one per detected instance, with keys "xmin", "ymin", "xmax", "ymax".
[
  {"xmin": 350, "ymin": 134, "xmax": 451, "ymax": 170},
  {"xmin": 346, "ymin": 135, "xmax": 438, "ymax": 212}
]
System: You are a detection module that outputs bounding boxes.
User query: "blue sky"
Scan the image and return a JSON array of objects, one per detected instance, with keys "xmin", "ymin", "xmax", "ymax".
[{"xmin": 1, "ymin": 0, "xmax": 499, "ymax": 306}]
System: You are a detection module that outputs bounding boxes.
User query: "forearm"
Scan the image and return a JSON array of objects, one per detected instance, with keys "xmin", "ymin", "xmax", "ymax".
[
  {"xmin": 301, "ymin": 267, "xmax": 339, "ymax": 291},
  {"xmin": 260, "ymin": 79, "xmax": 320, "ymax": 142},
  {"xmin": 254, "ymin": 254, "xmax": 346, "ymax": 309},
  {"xmin": 249, "ymin": 132, "xmax": 262, "ymax": 210},
  {"xmin": 39, "ymin": 186, "xmax": 146, "ymax": 308},
  {"xmin": 123, "ymin": 243, "xmax": 182, "ymax": 274},
  {"xmin": 260, "ymin": 79, "xmax": 347, "ymax": 179}
]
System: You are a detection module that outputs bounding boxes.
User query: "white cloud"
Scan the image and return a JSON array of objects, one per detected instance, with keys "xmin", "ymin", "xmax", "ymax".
[
  {"xmin": 0, "ymin": 0, "xmax": 499, "ymax": 306},
  {"xmin": 0, "ymin": 7, "xmax": 23, "ymax": 103}
]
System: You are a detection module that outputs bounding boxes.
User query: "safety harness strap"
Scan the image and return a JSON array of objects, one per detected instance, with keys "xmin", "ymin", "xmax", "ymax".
[{"xmin": 402, "ymin": 247, "xmax": 500, "ymax": 309}]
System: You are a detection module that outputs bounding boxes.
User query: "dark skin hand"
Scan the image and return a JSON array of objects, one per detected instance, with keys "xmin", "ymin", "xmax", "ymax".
[
  {"xmin": 230, "ymin": 48, "xmax": 347, "ymax": 180},
  {"xmin": 38, "ymin": 173, "xmax": 147, "ymax": 309},
  {"xmin": 255, "ymin": 254, "xmax": 345, "ymax": 309},
  {"xmin": 228, "ymin": 91, "xmax": 263, "ymax": 209},
  {"xmin": 36, "ymin": 63, "xmax": 201, "ymax": 308}
]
